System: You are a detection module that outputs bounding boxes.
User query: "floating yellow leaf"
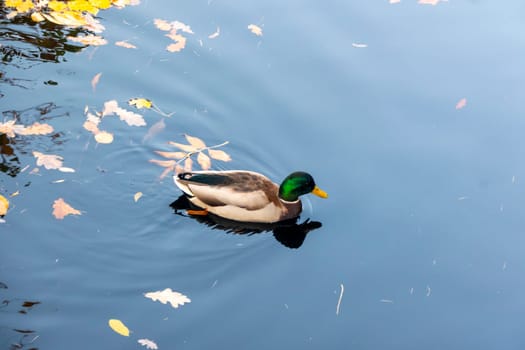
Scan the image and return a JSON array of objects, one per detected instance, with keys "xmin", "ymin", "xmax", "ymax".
[
  {"xmin": 91, "ymin": 72, "xmax": 102, "ymax": 92},
  {"xmin": 31, "ymin": 12, "xmax": 45, "ymax": 22},
  {"xmin": 0, "ymin": 195, "xmax": 9, "ymax": 216},
  {"xmin": 115, "ymin": 41, "xmax": 137, "ymax": 49},
  {"xmin": 52, "ymin": 198, "xmax": 81, "ymax": 220},
  {"xmin": 129, "ymin": 98, "xmax": 153, "ymax": 109},
  {"xmin": 95, "ymin": 131, "xmax": 114, "ymax": 144},
  {"xmin": 43, "ymin": 11, "xmax": 88, "ymax": 27},
  {"xmin": 108, "ymin": 319, "xmax": 130, "ymax": 337},
  {"xmin": 248, "ymin": 24, "xmax": 263, "ymax": 36},
  {"xmin": 5, "ymin": 0, "xmax": 33, "ymax": 13},
  {"xmin": 144, "ymin": 288, "xmax": 191, "ymax": 309},
  {"xmin": 134, "ymin": 192, "xmax": 143, "ymax": 202},
  {"xmin": 208, "ymin": 149, "xmax": 232, "ymax": 162}
]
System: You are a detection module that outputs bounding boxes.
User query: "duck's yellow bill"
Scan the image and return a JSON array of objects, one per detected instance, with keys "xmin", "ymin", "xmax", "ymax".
[{"xmin": 312, "ymin": 185, "xmax": 328, "ymax": 198}]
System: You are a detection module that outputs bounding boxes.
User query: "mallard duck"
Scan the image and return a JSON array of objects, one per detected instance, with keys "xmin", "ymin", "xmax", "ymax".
[{"xmin": 173, "ymin": 170, "xmax": 328, "ymax": 223}]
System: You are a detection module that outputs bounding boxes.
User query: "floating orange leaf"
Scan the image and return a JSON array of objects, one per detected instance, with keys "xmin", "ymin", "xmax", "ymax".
[
  {"xmin": 52, "ymin": 198, "xmax": 81, "ymax": 219},
  {"xmin": 455, "ymin": 98, "xmax": 467, "ymax": 110},
  {"xmin": 248, "ymin": 24, "xmax": 263, "ymax": 36},
  {"xmin": 91, "ymin": 72, "xmax": 102, "ymax": 92}
]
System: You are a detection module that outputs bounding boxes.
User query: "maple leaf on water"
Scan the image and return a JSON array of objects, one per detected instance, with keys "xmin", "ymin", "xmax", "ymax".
[
  {"xmin": 144, "ymin": 288, "xmax": 191, "ymax": 309},
  {"xmin": 52, "ymin": 198, "xmax": 81, "ymax": 219},
  {"xmin": 138, "ymin": 339, "xmax": 158, "ymax": 350},
  {"xmin": 128, "ymin": 98, "xmax": 152, "ymax": 109}
]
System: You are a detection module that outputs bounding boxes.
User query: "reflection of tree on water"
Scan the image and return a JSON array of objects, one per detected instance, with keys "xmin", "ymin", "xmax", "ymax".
[
  {"xmin": 0, "ymin": 6, "xmax": 86, "ymax": 70},
  {"xmin": 1, "ymin": 102, "xmax": 66, "ymax": 177},
  {"xmin": 170, "ymin": 195, "xmax": 323, "ymax": 249},
  {"xmin": 0, "ymin": 281, "xmax": 41, "ymax": 350}
]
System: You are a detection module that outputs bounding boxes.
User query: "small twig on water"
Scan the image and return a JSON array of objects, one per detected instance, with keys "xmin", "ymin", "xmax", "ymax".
[{"xmin": 336, "ymin": 283, "xmax": 344, "ymax": 316}]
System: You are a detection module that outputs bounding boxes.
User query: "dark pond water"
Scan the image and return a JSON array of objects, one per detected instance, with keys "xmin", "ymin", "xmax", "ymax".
[{"xmin": 2, "ymin": 1, "xmax": 525, "ymax": 349}]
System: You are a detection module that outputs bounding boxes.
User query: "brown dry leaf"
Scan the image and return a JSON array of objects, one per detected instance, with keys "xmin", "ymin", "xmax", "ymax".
[
  {"xmin": 185, "ymin": 134, "xmax": 206, "ymax": 149},
  {"xmin": 17, "ymin": 122, "xmax": 54, "ymax": 136},
  {"xmin": 67, "ymin": 34, "xmax": 108, "ymax": 46},
  {"xmin": 248, "ymin": 24, "xmax": 263, "ymax": 36},
  {"xmin": 455, "ymin": 98, "xmax": 467, "ymax": 110},
  {"xmin": 95, "ymin": 131, "xmax": 114, "ymax": 144},
  {"xmin": 91, "ymin": 72, "xmax": 102, "ymax": 92},
  {"xmin": 208, "ymin": 149, "xmax": 232, "ymax": 162},
  {"xmin": 115, "ymin": 41, "xmax": 137, "ymax": 49},
  {"xmin": 33, "ymin": 151, "xmax": 63, "ymax": 170},
  {"xmin": 197, "ymin": 152, "xmax": 211, "ymax": 170},
  {"xmin": 155, "ymin": 151, "xmax": 186, "ymax": 159},
  {"xmin": 208, "ymin": 27, "xmax": 220, "ymax": 39},
  {"xmin": 144, "ymin": 288, "xmax": 191, "ymax": 308},
  {"xmin": 154, "ymin": 18, "xmax": 171, "ymax": 31},
  {"xmin": 52, "ymin": 198, "xmax": 81, "ymax": 220},
  {"xmin": 168, "ymin": 141, "xmax": 198, "ymax": 153}
]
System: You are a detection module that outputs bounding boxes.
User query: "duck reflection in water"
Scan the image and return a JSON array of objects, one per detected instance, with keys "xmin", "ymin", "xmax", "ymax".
[{"xmin": 170, "ymin": 195, "xmax": 322, "ymax": 249}]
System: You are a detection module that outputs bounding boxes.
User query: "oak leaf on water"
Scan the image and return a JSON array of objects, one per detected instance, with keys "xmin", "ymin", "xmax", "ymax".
[
  {"xmin": 52, "ymin": 198, "xmax": 81, "ymax": 219},
  {"xmin": 144, "ymin": 288, "xmax": 191, "ymax": 308}
]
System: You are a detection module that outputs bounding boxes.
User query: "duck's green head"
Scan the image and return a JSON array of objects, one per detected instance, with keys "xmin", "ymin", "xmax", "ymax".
[{"xmin": 278, "ymin": 171, "xmax": 328, "ymax": 202}]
